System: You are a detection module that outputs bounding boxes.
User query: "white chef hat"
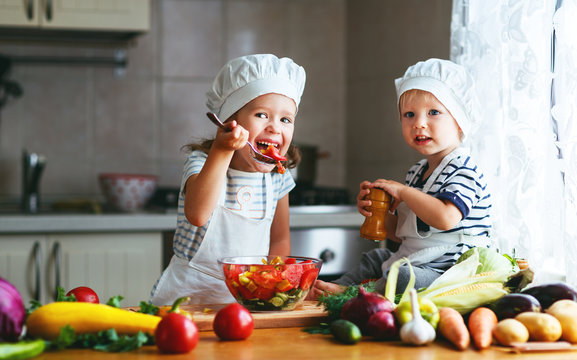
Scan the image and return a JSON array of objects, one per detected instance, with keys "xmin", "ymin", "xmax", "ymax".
[
  {"xmin": 206, "ymin": 54, "xmax": 306, "ymax": 121},
  {"xmin": 394, "ymin": 58, "xmax": 479, "ymax": 141}
]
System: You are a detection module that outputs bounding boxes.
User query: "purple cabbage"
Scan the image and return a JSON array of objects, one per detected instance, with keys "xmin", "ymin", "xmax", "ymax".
[{"xmin": 0, "ymin": 277, "xmax": 26, "ymax": 341}]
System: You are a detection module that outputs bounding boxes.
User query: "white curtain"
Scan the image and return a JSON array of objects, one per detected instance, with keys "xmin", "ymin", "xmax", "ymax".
[{"xmin": 450, "ymin": 0, "xmax": 577, "ymax": 284}]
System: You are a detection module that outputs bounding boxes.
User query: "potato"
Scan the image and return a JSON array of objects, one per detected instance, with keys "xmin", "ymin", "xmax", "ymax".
[
  {"xmin": 546, "ymin": 300, "xmax": 577, "ymax": 343},
  {"xmin": 549, "ymin": 311, "xmax": 577, "ymax": 343},
  {"xmin": 515, "ymin": 312, "xmax": 562, "ymax": 342},
  {"xmin": 493, "ymin": 318, "xmax": 529, "ymax": 346},
  {"xmin": 547, "ymin": 299, "xmax": 577, "ymax": 315}
]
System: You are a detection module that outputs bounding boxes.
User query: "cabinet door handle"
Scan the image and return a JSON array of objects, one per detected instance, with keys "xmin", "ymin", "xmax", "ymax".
[
  {"xmin": 43, "ymin": 0, "xmax": 53, "ymax": 22},
  {"xmin": 25, "ymin": 0, "xmax": 34, "ymax": 20},
  {"xmin": 52, "ymin": 242, "xmax": 61, "ymax": 301},
  {"xmin": 32, "ymin": 241, "xmax": 41, "ymax": 302}
]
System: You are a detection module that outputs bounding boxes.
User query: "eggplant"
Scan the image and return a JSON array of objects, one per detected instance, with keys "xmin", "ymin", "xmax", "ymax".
[
  {"xmin": 520, "ymin": 282, "xmax": 577, "ymax": 310},
  {"xmin": 492, "ymin": 293, "xmax": 542, "ymax": 320}
]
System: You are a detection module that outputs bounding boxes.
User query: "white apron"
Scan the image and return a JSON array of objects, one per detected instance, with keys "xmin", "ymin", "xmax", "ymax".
[
  {"xmin": 150, "ymin": 174, "xmax": 274, "ymax": 305},
  {"xmin": 381, "ymin": 149, "xmax": 491, "ymax": 273}
]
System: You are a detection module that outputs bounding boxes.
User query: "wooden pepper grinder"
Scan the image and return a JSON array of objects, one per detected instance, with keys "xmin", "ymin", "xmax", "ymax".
[{"xmin": 360, "ymin": 188, "xmax": 391, "ymax": 241}]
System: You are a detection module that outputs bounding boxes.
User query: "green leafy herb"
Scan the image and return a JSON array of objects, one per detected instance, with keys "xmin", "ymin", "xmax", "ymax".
[
  {"xmin": 27, "ymin": 300, "xmax": 42, "ymax": 315},
  {"xmin": 50, "ymin": 325, "xmax": 77, "ymax": 350},
  {"xmin": 47, "ymin": 325, "xmax": 152, "ymax": 352},
  {"xmin": 138, "ymin": 301, "xmax": 159, "ymax": 315},
  {"xmin": 106, "ymin": 295, "xmax": 124, "ymax": 308},
  {"xmin": 56, "ymin": 286, "xmax": 77, "ymax": 302},
  {"xmin": 318, "ymin": 283, "xmax": 377, "ymax": 322}
]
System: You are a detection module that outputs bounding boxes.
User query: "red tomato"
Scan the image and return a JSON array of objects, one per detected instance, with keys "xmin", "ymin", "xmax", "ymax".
[
  {"xmin": 284, "ymin": 257, "xmax": 297, "ymax": 264},
  {"xmin": 155, "ymin": 313, "xmax": 199, "ymax": 353},
  {"xmin": 262, "ymin": 145, "xmax": 287, "ymax": 161},
  {"xmin": 66, "ymin": 286, "xmax": 99, "ymax": 303},
  {"xmin": 299, "ymin": 268, "xmax": 319, "ymax": 290},
  {"xmin": 253, "ymin": 268, "xmax": 282, "ymax": 289},
  {"xmin": 253, "ymin": 286, "xmax": 275, "ymax": 300},
  {"xmin": 237, "ymin": 284, "xmax": 255, "ymax": 300},
  {"xmin": 282, "ymin": 265, "xmax": 303, "ymax": 287},
  {"xmin": 224, "ymin": 264, "xmax": 243, "ymax": 280},
  {"xmin": 299, "ymin": 260, "xmax": 317, "ymax": 271},
  {"xmin": 213, "ymin": 303, "xmax": 254, "ymax": 341}
]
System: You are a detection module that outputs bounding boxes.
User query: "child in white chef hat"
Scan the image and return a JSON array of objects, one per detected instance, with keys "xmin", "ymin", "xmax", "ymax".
[
  {"xmin": 150, "ymin": 54, "xmax": 306, "ymax": 305},
  {"xmin": 309, "ymin": 58, "xmax": 493, "ymax": 299}
]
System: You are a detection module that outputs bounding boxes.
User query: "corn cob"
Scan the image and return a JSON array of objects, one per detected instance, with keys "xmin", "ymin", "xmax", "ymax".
[{"xmin": 424, "ymin": 282, "xmax": 507, "ymax": 314}]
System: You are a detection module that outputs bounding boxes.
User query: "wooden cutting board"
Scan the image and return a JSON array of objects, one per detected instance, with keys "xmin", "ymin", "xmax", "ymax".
[{"xmin": 127, "ymin": 301, "xmax": 327, "ymax": 331}]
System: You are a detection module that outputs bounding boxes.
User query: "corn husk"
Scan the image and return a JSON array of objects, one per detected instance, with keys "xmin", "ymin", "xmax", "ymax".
[{"xmin": 419, "ymin": 248, "xmax": 513, "ymax": 314}]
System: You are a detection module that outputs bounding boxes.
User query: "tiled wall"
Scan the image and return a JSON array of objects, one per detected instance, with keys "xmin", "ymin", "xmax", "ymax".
[
  {"xmin": 0, "ymin": 0, "xmax": 346, "ymax": 202},
  {"xmin": 0, "ymin": 0, "xmax": 451, "ymax": 205}
]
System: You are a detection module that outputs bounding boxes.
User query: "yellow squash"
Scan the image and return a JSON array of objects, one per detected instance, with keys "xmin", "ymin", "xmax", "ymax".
[{"xmin": 26, "ymin": 302, "xmax": 161, "ymax": 340}]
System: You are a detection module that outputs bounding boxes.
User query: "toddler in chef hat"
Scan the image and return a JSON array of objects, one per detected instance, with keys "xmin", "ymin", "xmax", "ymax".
[
  {"xmin": 150, "ymin": 54, "xmax": 307, "ymax": 305},
  {"xmin": 394, "ymin": 58, "xmax": 480, "ymax": 143},
  {"xmin": 309, "ymin": 58, "xmax": 493, "ymax": 300}
]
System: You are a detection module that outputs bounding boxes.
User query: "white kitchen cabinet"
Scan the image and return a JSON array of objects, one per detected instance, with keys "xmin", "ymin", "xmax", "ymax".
[
  {"xmin": 0, "ymin": 232, "xmax": 162, "ymax": 306},
  {"xmin": 0, "ymin": 0, "xmax": 149, "ymax": 31}
]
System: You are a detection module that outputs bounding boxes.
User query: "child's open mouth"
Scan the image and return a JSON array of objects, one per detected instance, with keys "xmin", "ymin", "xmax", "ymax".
[
  {"xmin": 256, "ymin": 141, "xmax": 279, "ymax": 152},
  {"xmin": 415, "ymin": 135, "xmax": 432, "ymax": 144}
]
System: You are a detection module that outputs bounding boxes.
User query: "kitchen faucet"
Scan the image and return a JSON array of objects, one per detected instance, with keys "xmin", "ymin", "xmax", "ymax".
[{"xmin": 22, "ymin": 150, "xmax": 46, "ymax": 213}]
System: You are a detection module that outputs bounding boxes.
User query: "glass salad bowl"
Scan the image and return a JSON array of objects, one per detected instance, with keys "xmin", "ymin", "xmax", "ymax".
[{"xmin": 218, "ymin": 255, "xmax": 322, "ymax": 311}]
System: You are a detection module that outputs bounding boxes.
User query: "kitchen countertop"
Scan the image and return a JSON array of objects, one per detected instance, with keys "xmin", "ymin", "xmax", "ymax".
[
  {"xmin": 30, "ymin": 327, "xmax": 577, "ymax": 359},
  {"xmin": 0, "ymin": 205, "xmax": 363, "ymax": 233}
]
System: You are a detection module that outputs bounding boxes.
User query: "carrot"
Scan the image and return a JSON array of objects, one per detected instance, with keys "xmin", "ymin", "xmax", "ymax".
[
  {"xmin": 468, "ymin": 307, "xmax": 498, "ymax": 350},
  {"xmin": 438, "ymin": 307, "xmax": 470, "ymax": 350}
]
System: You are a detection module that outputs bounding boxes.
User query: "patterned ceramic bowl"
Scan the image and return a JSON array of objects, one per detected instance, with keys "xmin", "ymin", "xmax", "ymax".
[{"xmin": 98, "ymin": 173, "xmax": 158, "ymax": 212}]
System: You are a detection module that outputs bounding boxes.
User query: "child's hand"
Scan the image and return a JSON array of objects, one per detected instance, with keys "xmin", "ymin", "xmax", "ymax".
[
  {"xmin": 214, "ymin": 120, "xmax": 249, "ymax": 151},
  {"xmin": 305, "ymin": 280, "xmax": 346, "ymax": 301},
  {"xmin": 356, "ymin": 181, "xmax": 373, "ymax": 216},
  {"xmin": 372, "ymin": 179, "xmax": 406, "ymax": 212}
]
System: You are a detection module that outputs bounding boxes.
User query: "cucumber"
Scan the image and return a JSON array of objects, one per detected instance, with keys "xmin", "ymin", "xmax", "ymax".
[
  {"xmin": 0, "ymin": 339, "xmax": 45, "ymax": 360},
  {"xmin": 330, "ymin": 319, "xmax": 362, "ymax": 345},
  {"xmin": 269, "ymin": 296, "xmax": 285, "ymax": 307}
]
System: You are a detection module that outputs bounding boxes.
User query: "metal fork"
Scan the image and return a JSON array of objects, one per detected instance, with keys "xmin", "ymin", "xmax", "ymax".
[{"xmin": 206, "ymin": 112, "xmax": 277, "ymax": 165}]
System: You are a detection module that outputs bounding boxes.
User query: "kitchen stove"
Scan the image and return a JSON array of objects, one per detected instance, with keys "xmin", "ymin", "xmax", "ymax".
[{"xmin": 289, "ymin": 204, "xmax": 380, "ymax": 282}]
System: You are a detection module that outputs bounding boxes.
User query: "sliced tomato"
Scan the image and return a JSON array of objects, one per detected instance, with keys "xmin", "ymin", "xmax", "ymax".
[
  {"xmin": 282, "ymin": 265, "xmax": 303, "ymax": 288},
  {"xmin": 284, "ymin": 258, "xmax": 297, "ymax": 265},
  {"xmin": 253, "ymin": 286, "xmax": 275, "ymax": 301},
  {"xmin": 261, "ymin": 144, "xmax": 287, "ymax": 161},
  {"xmin": 224, "ymin": 264, "xmax": 243, "ymax": 281},
  {"xmin": 299, "ymin": 259, "xmax": 317, "ymax": 271},
  {"xmin": 253, "ymin": 268, "xmax": 282, "ymax": 289},
  {"xmin": 237, "ymin": 284, "xmax": 256, "ymax": 300},
  {"xmin": 300, "ymin": 268, "xmax": 319, "ymax": 290},
  {"xmin": 276, "ymin": 161, "xmax": 286, "ymax": 174}
]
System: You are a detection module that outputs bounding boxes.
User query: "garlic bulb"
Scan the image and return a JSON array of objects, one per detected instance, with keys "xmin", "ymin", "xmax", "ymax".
[{"xmin": 399, "ymin": 288, "xmax": 436, "ymax": 345}]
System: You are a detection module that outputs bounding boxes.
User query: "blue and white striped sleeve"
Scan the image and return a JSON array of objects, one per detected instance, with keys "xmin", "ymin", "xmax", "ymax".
[
  {"xmin": 436, "ymin": 157, "xmax": 486, "ymax": 219},
  {"xmin": 181, "ymin": 150, "xmax": 208, "ymax": 189}
]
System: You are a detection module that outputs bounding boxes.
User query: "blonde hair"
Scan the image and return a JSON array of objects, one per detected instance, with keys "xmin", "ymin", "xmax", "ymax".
[{"xmin": 398, "ymin": 89, "xmax": 440, "ymax": 112}]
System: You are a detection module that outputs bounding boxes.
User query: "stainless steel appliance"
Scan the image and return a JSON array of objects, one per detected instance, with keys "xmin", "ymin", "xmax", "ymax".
[{"xmin": 289, "ymin": 205, "xmax": 380, "ymax": 281}]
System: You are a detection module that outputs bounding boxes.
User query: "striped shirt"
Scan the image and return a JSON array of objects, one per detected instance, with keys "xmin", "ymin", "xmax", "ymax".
[
  {"xmin": 172, "ymin": 150, "xmax": 295, "ymax": 261},
  {"xmin": 406, "ymin": 150, "xmax": 493, "ymax": 270}
]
